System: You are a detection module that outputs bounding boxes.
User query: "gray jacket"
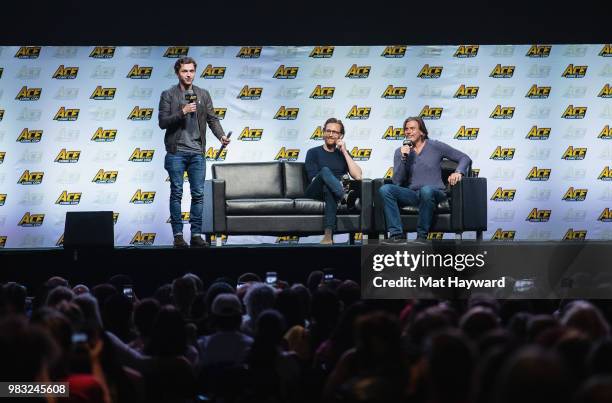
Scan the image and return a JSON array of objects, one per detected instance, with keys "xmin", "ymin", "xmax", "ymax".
[{"xmin": 158, "ymin": 84, "xmax": 225, "ymax": 153}]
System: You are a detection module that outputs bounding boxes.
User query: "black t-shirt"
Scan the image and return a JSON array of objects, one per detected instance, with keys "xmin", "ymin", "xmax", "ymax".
[{"xmin": 304, "ymin": 145, "xmax": 349, "ymax": 181}]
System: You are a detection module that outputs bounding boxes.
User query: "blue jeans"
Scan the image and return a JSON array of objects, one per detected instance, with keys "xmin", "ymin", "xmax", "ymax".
[
  {"xmin": 379, "ymin": 184, "xmax": 447, "ymax": 238},
  {"xmin": 164, "ymin": 152, "xmax": 205, "ymax": 236},
  {"xmin": 304, "ymin": 167, "xmax": 345, "ymax": 231}
]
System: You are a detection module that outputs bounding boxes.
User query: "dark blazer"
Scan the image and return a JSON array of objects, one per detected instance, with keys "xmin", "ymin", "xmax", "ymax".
[{"xmin": 158, "ymin": 84, "xmax": 225, "ymax": 153}]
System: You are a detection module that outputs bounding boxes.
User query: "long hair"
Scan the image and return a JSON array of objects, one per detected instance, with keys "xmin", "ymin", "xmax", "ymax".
[{"xmin": 404, "ymin": 116, "xmax": 429, "ymax": 139}]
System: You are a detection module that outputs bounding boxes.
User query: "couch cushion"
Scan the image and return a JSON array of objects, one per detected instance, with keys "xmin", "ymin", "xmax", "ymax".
[
  {"xmin": 226, "ymin": 199, "xmax": 295, "ymax": 215},
  {"xmin": 212, "ymin": 162, "xmax": 283, "ymax": 199},
  {"xmin": 400, "ymin": 199, "xmax": 451, "ymax": 215},
  {"xmin": 227, "ymin": 198, "xmax": 361, "ymax": 216},
  {"xmin": 293, "ymin": 199, "xmax": 359, "ymax": 215},
  {"xmin": 293, "ymin": 199, "xmax": 324, "ymax": 214},
  {"xmin": 284, "ymin": 162, "xmax": 308, "ymax": 198}
]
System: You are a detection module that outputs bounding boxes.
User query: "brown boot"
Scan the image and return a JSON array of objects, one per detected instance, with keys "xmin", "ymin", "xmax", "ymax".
[
  {"xmin": 320, "ymin": 228, "xmax": 333, "ymax": 245},
  {"xmin": 173, "ymin": 234, "xmax": 188, "ymax": 248}
]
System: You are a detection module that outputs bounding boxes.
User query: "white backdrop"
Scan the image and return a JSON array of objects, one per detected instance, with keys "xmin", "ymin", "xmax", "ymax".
[{"xmin": 0, "ymin": 45, "xmax": 610, "ymax": 247}]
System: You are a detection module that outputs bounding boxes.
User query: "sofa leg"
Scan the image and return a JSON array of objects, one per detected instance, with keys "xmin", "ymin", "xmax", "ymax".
[
  {"xmin": 349, "ymin": 233, "xmax": 355, "ymax": 245},
  {"xmin": 476, "ymin": 231, "xmax": 483, "ymax": 241},
  {"xmin": 366, "ymin": 232, "xmax": 378, "ymax": 244}
]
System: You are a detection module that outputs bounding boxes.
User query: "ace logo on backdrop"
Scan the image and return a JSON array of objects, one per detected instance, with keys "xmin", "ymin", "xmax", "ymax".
[
  {"xmin": 90, "ymin": 47, "xmax": 116, "ymax": 58},
  {"xmin": 53, "ymin": 65, "xmax": 79, "ymax": 79},
  {"xmin": 526, "ymin": 45, "xmax": 552, "ymax": 57},
  {"xmin": 17, "ymin": 129, "xmax": 43, "ymax": 143},
  {"xmin": 382, "ymin": 46, "xmax": 407, "ymax": 58},
  {"xmin": 310, "ymin": 46, "xmax": 334, "ymax": 58},
  {"xmin": 15, "ymin": 86, "xmax": 42, "ymax": 101},
  {"xmin": 15, "ymin": 47, "xmax": 41, "ymax": 59},
  {"xmin": 454, "ymin": 45, "xmax": 479, "ymax": 58},
  {"xmin": 310, "ymin": 85, "xmax": 335, "ymax": 99},
  {"xmin": 236, "ymin": 47, "xmax": 262, "ymax": 58},
  {"xmin": 201, "ymin": 65, "xmax": 226, "ymax": 79}
]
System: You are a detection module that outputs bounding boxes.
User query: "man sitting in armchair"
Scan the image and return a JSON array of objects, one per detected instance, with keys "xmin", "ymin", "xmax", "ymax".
[{"xmin": 379, "ymin": 116, "xmax": 471, "ymax": 244}]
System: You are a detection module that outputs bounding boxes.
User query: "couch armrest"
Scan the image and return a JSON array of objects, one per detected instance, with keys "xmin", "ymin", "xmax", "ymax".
[
  {"xmin": 371, "ymin": 178, "xmax": 393, "ymax": 233},
  {"xmin": 203, "ymin": 179, "xmax": 227, "ymax": 234},
  {"xmin": 450, "ymin": 177, "xmax": 487, "ymax": 232},
  {"xmin": 357, "ymin": 179, "xmax": 373, "ymax": 233}
]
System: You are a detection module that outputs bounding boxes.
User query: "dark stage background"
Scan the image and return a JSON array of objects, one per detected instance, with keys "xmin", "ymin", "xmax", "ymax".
[{"xmin": 0, "ymin": 0, "xmax": 608, "ymax": 46}]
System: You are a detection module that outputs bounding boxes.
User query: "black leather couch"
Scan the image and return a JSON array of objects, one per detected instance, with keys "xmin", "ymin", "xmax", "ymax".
[
  {"xmin": 203, "ymin": 162, "xmax": 372, "ymax": 244},
  {"xmin": 372, "ymin": 160, "xmax": 487, "ymax": 240}
]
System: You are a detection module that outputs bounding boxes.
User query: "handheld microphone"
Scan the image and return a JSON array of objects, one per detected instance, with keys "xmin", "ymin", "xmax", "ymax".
[
  {"xmin": 216, "ymin": 131, "xmax": 232, "ymax": 160},
  {"xmin": 184, "ymin": 89, "xmax": 197, "ymax": 116},
  {"xmin": 184, "ymin": 89, "xmax": 197, "ymax": 104},
  {"xmin": 402, "ymin": 139, "xmax": 413, "ymax": 159}
]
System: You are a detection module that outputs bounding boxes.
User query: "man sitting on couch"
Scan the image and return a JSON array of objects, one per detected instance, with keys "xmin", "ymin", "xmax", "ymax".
[{"xmin": 304, "ymin": 118, "xmax": 363, "ymax": 245}]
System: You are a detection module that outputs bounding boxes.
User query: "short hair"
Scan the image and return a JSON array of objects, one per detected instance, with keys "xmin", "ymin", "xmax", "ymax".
[
  {"xmin": 323, "ymin": 117, "xmax": 345, "ymax": 137},
  {"xmin": 244, "ymin": 284, "xmax": 276, "ymax": 320},
  {"xmin": 174, "ymin": 56, "xmax": 197, "ymax": 74},
  {"xmin": 404, "ymin": 116, "xmax": 429, "ymax": 139}
]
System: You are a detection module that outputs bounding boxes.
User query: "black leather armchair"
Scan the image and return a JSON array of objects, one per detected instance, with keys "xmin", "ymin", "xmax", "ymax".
[
  {"xmin": 372, "ymin": 160, "xmax": 487, "ymax": 240},
  {"xmin": 203, "ymin": 162, "xmax": 372, "ymax": 244}
]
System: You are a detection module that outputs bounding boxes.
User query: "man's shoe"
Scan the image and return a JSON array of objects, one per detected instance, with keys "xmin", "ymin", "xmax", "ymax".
[
  {"xmin": 173, "ymin": 234, "xmax": 188, "ymax": 248},
  {"xmin": 413, "ymin": 236, "xmax": 429, "ymax": 244},
  {"xmin": 346, "ymin": 189, "xmax": 358, "ymax": 210},
  {"xmin": 190, "ymin": 235, "xmax": 210, "ymax": 248},
  {"xmin": 382, "ymin": 234, "xmax": 407, "ymax": 245}
]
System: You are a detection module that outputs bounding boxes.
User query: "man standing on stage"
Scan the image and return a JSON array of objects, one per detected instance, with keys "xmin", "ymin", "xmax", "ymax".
[
  {"xmin": 305, "ymin": 118, "xmax": 362, "ymax": 244},
  {"xmin": 380, "ymin": 117, "xmax": 471, "ymax": 243},
  {"xmin": 158, "ymin": 56, "xmax": 230, "ymax": 248}
]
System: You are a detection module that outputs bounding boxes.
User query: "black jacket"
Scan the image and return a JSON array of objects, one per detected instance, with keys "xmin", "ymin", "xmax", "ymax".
[{"xmin": 158, "ymin": 84, "xmax": 225, "ymax": 153}]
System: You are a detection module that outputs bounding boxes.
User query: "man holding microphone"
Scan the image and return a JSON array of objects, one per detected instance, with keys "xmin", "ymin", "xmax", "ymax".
[
  {"xmin": 379, "ymin": 117, "xmax": 471, "ymax": 243},
  {"xmin": 158, "ymin": 56, "xmax": 230, "ymax": 248}
]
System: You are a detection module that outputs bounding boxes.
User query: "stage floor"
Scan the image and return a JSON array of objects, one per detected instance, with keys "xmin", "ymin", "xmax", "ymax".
[
  {"xmin": 0, "ymin": 243, "xmax": 362, "ymax": 296},
  {"xmin": 2, "ymin": 241, "xmax": 610, "ymax": 299}
]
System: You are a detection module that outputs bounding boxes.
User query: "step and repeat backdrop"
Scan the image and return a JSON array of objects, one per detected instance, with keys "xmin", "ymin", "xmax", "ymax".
[{"xmin": 0, "ymin": 45, "xmax": 611, "ymax": 247}]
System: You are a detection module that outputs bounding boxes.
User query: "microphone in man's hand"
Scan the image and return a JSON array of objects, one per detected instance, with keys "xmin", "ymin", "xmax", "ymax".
[
  {"xmin": 184, "ymin": 89, "xmax": 197, "ymax": 104},
  {"xmin": 402, "ymin": 139, "xmax": 413, "ymax": 159},
  {"xmin": 216, "ymin": 131, "xmax": 232, "ymax": 160},
  {"xmin": 184, "ymin": 90, "xmax": 197, "ymax": 116}
]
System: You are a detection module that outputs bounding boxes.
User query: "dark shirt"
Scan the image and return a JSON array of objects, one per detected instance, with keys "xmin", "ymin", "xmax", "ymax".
[
  {"xmin": 392, "ymin": 139, "xmax": 471, "ymax": 190},
  {"xmin": 305, "ymin": 146, "xmax": 349, "ymax": 182},
  {"xmin": 176, "ymin": 88, "xmax": 202, "ymax": 154}
]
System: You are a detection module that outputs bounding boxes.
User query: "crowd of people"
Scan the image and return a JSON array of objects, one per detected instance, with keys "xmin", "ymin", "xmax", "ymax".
[{"xmin": 1, "ymin": 271, "xmax": 612, "ymax": 403}]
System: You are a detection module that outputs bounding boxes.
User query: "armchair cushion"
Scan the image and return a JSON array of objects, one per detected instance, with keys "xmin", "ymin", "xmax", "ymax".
[{"xmin": 400, "ymin": 199, "xmax": 451, "ymax": 214}]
